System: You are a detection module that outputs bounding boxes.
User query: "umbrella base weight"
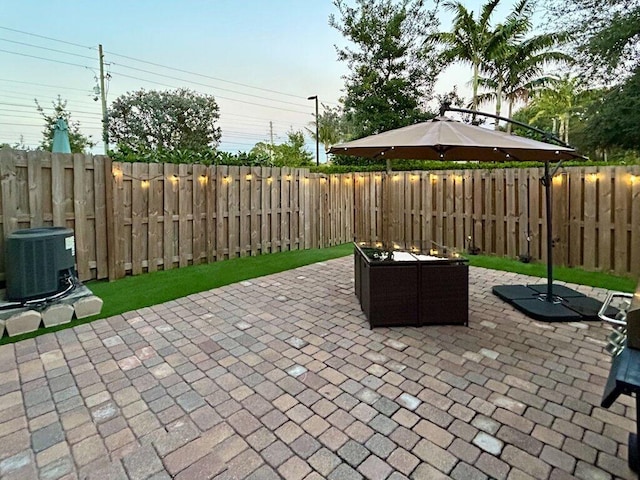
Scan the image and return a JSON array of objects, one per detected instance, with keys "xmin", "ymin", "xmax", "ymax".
[{"xmin": 493, "ymin": 284, "xmax": 616, "ymax": 322}]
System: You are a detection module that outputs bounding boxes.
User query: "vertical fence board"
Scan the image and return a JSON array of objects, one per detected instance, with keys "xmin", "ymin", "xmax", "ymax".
[
  {"xmin": 614, "ymin": 166, "xmax": 628, "ymax": 274},
  {"xmin": 112, "ymin": 161, "xmax": 126, "ymax": 279},
  {"xmin": 121, "ymin": 163, "xmax": 133, "ymax": 274},
  {"xmin": 494, "ymin": 170, "xmax": 505, "ymax": 256},
  {"xmin": 529, "ymin": 168, "xmax": 541, "ymax": 261},
  {"xmin": 517, "ymin": 169, "xmax": 529, "ymax": 260},
  {"xmin": 51, "ymin": 153, "xmax": 66, "ymax": 227},
  {"xmin": 206, "ymin": 165, "xmax": 216, "ymax": 262},
  {"xmin": 73, "ymin": 153, "xmax": 90, "ymax": 281},
  {"xmin": 261, "ymin": 167, "xmax": 270, "ymax": 253},
  {"xmin": 568, "ymin": 168, "xmax": 583, "ymax": 267},
  {"xmin": 454, "ymin": 172, "xmax": 464, "ymax": 252},
  {"xmin": 250, "ymin": 166, "xmax": 261, "ymax": 255},
  {"xmin": 552, "ymin": 172, "xmax": 568, "ymax": 267},
  {"xmin": 435, "ymin": 172, "xmax": 444, "ymax": 248},
  {"xmin": 271, "ymin": 169, "xmax": 280, "ymax": 252},
  {"xmin": 421, "ymin": 172, "xmax": 431, "ymax": 252},
  {"xmin": 483, "ymin": 171, "xmax": 494, "ymax": 256},
  {"xmin": 412, "ymin": 173, "xmax": 421, "ymax": 250},
  {"xmin": 93, "ymin": 155, "xmax": 108, "ymax": 279},
  {"xmin": 463, "ymin": 171, "xmax": 473, "ymax": 253},
  {"xmin": 472, "ymin": 170, "xmax": 483, "ymax": 253},
  {"xmin": 229, "ymin": 166, "xmax": 240, "ymax": 258},
  {"xmin": 239, "ymin": 166, "xmax": 250, "ymax": 257},
  {"xmin": 630, "ymin": 166, "xmax": 640, "ymax": 277},
  {"xmin": 0, "ymin": 149, "xmax": 18, "ymax": 242},
  {"xmin": 27, "ymin": 151, "xmax": 43, "ymax": 227},
  {"xmin": 598, "ymin": 168, "xmax": 612, "ymax": 271},
  {"xmin": 130, "ymin": 162, "xmax": 144, "ymax": 275},
  {"xmin": 583, "ymin": 167, "xmax": 597, "ymax": 270},
  {"xmin": 147, "ymin": 163, "xmax": 161, "ymax": 273},
  {"xmin": 192, "ymin": 164, "xmax": 206, "ymax": 264},
  {"xmin": 505, "ymin": 169, "xmax": 516, "ymax": 258},
  {"xmin": 163, "ymin": 163, "xmax": 176, "ymax": 270}
]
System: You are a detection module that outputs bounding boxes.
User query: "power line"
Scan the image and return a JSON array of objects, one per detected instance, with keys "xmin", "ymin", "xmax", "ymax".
[
  {"xmin": 110, "ymin": 70, "xmax": 311, "ymax": 114},
  {"xmin": 0, "ymin": 101, "xmax": 102, "ymax": 117},
  {"xmin": 0, "ymin": 78, "xmax": 94, "ymax": 93},
  {"xmin": 0, "ymin": 38, "xmax": 96, "ymax": 61},
  {"xmin": 0, "ymin": 25, "xmax": 339, "ymax": 107},
  {"xmin": 110, "ymin": 60, "xmax": 310, "ymax": 108},
  {"xmin": 0, "ymin": 48, "xmax": 94, "ymax": 70},
  {"xmin": 0, "ymin": 26, "xmax": 93, "ymax": 50},
  {"xmin": 2, "ymin": 39, "xmax": 315, "ymax": 118}
]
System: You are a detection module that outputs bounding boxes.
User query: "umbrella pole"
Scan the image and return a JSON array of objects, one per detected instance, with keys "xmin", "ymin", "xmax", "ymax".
[{"xmin": 544, "ymin": 161, "xmax": 553, "ymax": 302}]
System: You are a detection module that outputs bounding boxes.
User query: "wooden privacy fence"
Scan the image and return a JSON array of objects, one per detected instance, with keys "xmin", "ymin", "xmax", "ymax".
[
  {"xmin": 108, "ymin": 163, "xmax": 353, "ymax": 278},
  {"xmin": 1, "ymin": 147, "xmax": 639, "ymax": 282},
  {"xmin": 352, "ymin": 166, "xmax": 640, "ymax": 277},
  {"xmin": 0, "ymin": 149, "xmax": 354, "ymax": 282}
]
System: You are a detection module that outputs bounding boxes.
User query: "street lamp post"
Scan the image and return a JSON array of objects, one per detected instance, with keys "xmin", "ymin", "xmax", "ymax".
[{"xmin": 307, "ymin": 95, "xmax": 319, "ymax": 166}]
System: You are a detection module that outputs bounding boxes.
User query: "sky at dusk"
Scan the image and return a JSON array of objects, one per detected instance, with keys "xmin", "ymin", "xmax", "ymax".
[{"xmin": 1, "ymin": 0, "xmax": 539, "ymax": 160}]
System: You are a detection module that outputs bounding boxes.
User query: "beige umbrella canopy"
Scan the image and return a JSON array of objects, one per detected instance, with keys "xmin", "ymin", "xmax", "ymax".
[{"xmin": 328, "ymin": 116, "xmax": 583, "ymax": 162}]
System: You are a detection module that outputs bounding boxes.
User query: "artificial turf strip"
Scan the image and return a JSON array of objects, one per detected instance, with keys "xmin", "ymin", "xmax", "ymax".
[
  {"xmin": 466, "ymin": 254, "xmax": 636, "ymax": 293},
  {"xmin": 0, "ymin": 243, "xmax": 354, "ymax": 345}
]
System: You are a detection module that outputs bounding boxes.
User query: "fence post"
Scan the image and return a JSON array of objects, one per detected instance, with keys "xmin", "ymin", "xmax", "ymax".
[
  {"xmin": 0, "ymin": 149, "xmax": 18, "ymax": 240},
  {"xmin": 104, "ymin": 156, "xmax": 117, "ymax": 281}
]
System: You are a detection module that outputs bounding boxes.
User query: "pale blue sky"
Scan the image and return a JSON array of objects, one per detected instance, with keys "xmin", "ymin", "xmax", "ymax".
[{"xmin": 0, "ymin": 0, "xmax": 537, "ymax": 159}]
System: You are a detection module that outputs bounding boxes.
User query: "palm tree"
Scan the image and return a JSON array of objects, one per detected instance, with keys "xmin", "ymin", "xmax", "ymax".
[
  {"xmin": 425, "ymin": 0, "xmax": 502, "ymax": 113},
  {"xmin": 528, "ymin": 75, "xmax": 587, "ymax": 144},
  {"xmin": 306, "ymin": 104, "xmax": 346, "ymax": 151},
  {"xmin": 476, "ymin": 0, "xmax": 572, "ymax": 129}
]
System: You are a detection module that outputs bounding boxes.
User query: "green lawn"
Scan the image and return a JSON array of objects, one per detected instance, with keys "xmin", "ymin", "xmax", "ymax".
[
  {"xmin": 1, "ymin": 244, "xmax": 635, "ymax": 345},
  {"xmin": 467, "ymin": 255, "xmax": 636, "ymax": 293}
]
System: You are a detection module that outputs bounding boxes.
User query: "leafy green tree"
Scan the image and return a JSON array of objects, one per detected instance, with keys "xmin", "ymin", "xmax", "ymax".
[
  {"xmin": 306, "ymin": 104, "xmax": 347, "ymax": 151},
  {"xmin": 35, "ymin": 96, "xmax": 95, "ymax": 153},
  {"xmin": 583, "ymin": 68, "xmax": 640, "ymax": 151},
  {"xmin": 108, "ymin": 89, "xmax": 221, "ymax": 154},
  {"xmin": 526, "ymin": 75, "xmax": 592, "ymax": 144},
  {"xmin": 546, "ymin": 0, "xmax": 640, "ymax": 79},
  {"xmin": 426, "ymin": 0, "xmax": 503, "ymax": 113},
  {"xmin": 251, "ymin": 130, "xmax": 313, "ymax": 167},
  {"xmin": 330, "ymin": 0, "xmax": 439, "ymax": 139}
]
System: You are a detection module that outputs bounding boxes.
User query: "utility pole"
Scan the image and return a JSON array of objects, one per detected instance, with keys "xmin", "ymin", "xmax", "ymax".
[
  {"xmin": 98, "ymin": 44, "xmax": 109, "ymax": 154},
  {"xmin": 307, "ymin": 95, "xmax": 319, "ymax": 166}
]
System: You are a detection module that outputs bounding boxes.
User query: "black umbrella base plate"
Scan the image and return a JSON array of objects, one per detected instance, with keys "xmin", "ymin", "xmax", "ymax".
[{"xmin": 492, "ymin": 284, "xmax": 616, "ymax": 322}]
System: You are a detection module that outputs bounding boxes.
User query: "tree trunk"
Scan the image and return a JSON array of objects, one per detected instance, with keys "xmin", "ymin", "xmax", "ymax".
[
  {"xmin": 472, "ymin": 61, "xmax": 479, "ymax": 112},
  {"xmin": 494, "ymin": 79, "xmax": 503, "ymax": 130},
  {"xmin": 506, "ymin": 100, "xmax": 513, "ymax": 134},
  {"xmin": 564, "ymin": 115, "xmax": 569, "ymax": 144}
]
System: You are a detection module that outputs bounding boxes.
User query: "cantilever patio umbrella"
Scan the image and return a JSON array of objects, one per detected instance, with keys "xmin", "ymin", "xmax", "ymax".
[{"xmin": 328, "ymin": 115, "xmax": 604, "ymax": 322}]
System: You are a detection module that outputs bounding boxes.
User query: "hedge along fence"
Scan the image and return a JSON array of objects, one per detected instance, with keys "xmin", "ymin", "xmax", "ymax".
[{"xmin": 1, "ymin": 148, "xmax": 639, "ymax": 282}]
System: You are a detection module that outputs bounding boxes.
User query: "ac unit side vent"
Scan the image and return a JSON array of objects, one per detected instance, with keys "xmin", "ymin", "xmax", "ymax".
[{"xmin": 5, "ymin": 227, "xmax": 76, "ymax": 302}]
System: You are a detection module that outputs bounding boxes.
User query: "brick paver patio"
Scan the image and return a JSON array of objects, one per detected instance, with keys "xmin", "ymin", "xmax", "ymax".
[{"xmin": 0, "ymin": 256, "xmax": 636, "ymax": 479}]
